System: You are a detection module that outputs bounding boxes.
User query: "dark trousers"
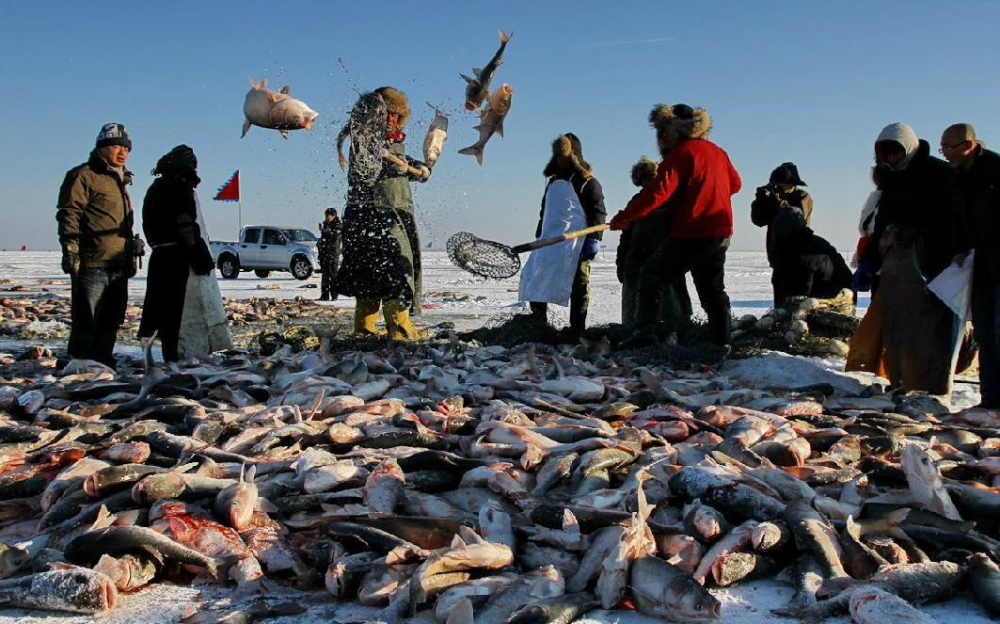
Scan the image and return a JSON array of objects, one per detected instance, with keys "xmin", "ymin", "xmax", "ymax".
[
  {"xmin": 637, "ymin": 237, "xmax": 731, "ymax": 345},
  {"xmin": 69, "ymin": 267, "xmax": 129, "ymax": 366},
  {"xmin": 320, "ymin": 256, "xmax": 340, "ymax": 299},
  {"xmin": 972, "ymin": 280, "xmax": 1000, "ymax": 408},
  {"xmin": 530, "ymin": 258, "xmax": 591, "ymax": 333}
]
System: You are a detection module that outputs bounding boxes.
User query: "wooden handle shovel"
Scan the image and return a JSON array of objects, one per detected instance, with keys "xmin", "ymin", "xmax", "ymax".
[
  {"xmin": 511, "ymin": 224, "xmax": 610, "ymax": 254},
  {"xmin": 382, "ymin": 150, "xmax": 429, "ymax": 178}
]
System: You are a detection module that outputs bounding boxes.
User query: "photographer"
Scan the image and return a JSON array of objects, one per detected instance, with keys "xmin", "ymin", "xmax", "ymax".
[
  {"xmin": 56, "ymin": 123, "xmax": 140, "ymax": 367},
  {"xmin": 750, "ymin": 162, "xmax": 814, "ymax": 305}
]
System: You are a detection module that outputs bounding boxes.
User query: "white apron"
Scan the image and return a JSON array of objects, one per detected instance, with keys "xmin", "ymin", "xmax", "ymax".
[
  {"xmin": 177, "ymin": 195, "xmax": 233, "ymax": 359},
  {"xmin": 518, "ymin": 178, "xmax": 588, "ymax": 306}
]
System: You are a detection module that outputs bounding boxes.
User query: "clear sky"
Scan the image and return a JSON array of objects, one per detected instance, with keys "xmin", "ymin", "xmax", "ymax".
[{"xmin": 1, "ymin": 1, "xmax": 998, "ymax": 252}]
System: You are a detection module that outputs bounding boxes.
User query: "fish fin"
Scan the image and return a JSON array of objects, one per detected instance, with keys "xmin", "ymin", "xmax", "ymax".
[
  {"xmin": 450, "ymin": 534, "xmax": 466, "ymax": 549},
  {"xmin": 241, "ymin": 119, "xmax": 251, "ymax": 138},
  {"xmin": 499, "ymin": 29, "xmax": 511, "ymax": 43},
  {"xmin": 173, "ymin": 462, "xmax": 199, "ymax": 474},
  {"xmin": 460, "ymin": 73, "xmax": 476, "ymax": 84},
  {"xmin": 459, "ymin": 525, "xmax": 485, "ymax": 545},
  {"xmin": 495, "ymin": 120, "xmax": 504, "ymax": 139},
  {"xmin": 458, "ymin": 144, "xmax": 484, "ymax": 166},
  {"xmin": 845, "ymin": 515, "xmax": 860, "ymax": 539},
  {"xmin": 280, "ymin": 85, "xmax": 290, "ymax": 94},
  {"xmin": 472, "ymin": 67, "xmax": 483, "ymax": 77},
  {"xmin": 259, "ymin": 77, "xmax": 268, "ymax": 89},
  {"xmin": 882, "ymin": 507, "xmax": 910, "ymax": 527},
  {"xmin": 91, "ymin": 505, "xmax": 116, "ymax": 531},
  {"xmin": 562, "ymin": 509, "xmax": 580, "ymax": 533},
  {"xmin": 446, "ymin": 597, "xmax": 475, "ymax": 624},
  {"xmin": 245, "ymin": 464, "xmax": 256, "ymax": 484},
  {"xmin": 248, "ymin": 76, "xmax": 258, "ymax": 88}
]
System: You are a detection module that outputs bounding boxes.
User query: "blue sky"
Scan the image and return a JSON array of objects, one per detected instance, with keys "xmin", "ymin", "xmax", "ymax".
[{"xmin": 1, "ymin": 1, "xmax": 998, "ymax": 252}]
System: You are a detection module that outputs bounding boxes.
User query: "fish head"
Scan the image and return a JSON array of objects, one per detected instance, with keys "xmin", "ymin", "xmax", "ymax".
[
  {"xmin": 0, "ymin": 545, "xmax": 29, "ymax": 578},
  {"xmin": 45, "ymin": 567, "xmax": 118, "ymax": 612},
  {"xmin": 672, "ymin": 577, "xmax": 722, "ymax": 620},
  {"xmin": 227, "ymin": 481, "xmax": 259, "ymax": 531},
  {"xmin": 901, "ymin": 445, "xmax": 941, "ymax": 488},
  {"xmin": 270, "ymin": 99, "xmax": 319, "ymax": 131}
]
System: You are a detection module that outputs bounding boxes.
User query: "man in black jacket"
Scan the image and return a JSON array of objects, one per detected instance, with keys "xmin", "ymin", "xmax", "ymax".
[
  {"xmin": 943, "ymin": 123, "xmax": 1000, "ymax": 408},
  {"xmin": 318, "ymin": 208, "xmax": 342, "ymax": 301}
]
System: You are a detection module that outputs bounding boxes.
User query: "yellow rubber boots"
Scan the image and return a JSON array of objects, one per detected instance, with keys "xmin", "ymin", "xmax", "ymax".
[
  {"xmin": 383, "ymin": 298, "xmax": 421, "ymax": 340},
  {"xmin": 353, "ymin": 298, "xmax": 383, "ymax": 335}
]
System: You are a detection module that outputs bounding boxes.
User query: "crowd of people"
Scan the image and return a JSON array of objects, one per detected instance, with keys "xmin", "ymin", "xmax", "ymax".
[{"xmin": 55, "ymin": 100, "xmax": 1000, "ymax": 405}]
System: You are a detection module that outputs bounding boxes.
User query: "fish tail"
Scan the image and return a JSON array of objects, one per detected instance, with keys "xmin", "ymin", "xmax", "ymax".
[
  {"xmin": 499, "ymin": 29, "xmax": 512, "ymax": 43},
  {"xmin": 458, "ymin": 143, "xmax": 485, "ymax": 165}
]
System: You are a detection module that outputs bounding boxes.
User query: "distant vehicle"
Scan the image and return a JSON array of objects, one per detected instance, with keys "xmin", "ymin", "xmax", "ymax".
[{"xmin": 210, "ymin": 225, "xmax": 320, "ymax": 280}]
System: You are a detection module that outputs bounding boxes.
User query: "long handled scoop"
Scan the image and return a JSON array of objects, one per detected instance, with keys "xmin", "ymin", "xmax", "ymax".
[{"xmin": 447, "ymin": 224, "xmax": 609, "ymax": 279}]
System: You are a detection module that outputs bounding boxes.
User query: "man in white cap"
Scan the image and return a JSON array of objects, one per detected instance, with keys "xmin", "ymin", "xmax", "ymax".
[{"xmin": 56, "ymin": 123, "xmax": 138, "ymax": 366}]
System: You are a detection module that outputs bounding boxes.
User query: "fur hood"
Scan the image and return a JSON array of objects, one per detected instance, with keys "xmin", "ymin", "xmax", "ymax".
[
  {"xmin": 631, "ymin": 156, "xmax": 658, "ymax": 187},
  {"xmin": 374, "ymin": 86, "xmax": 410, "ymax": 127},
  {"xmin": 649, "ymin": 103, "xmax": 712, "ymax": 156},
  {"xmin": 543, "ymin": 133, "xmax": 592, "ymax": 179}
]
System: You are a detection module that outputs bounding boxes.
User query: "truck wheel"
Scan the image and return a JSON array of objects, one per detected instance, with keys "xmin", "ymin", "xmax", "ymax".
[
  {"xmin": 290, "ymin": 255, "xmax": 313, "ymax": 280},
  {"xmin": 254, "ymin": 270, "xmax": 271, "ymax": 278},
  {"xmin": 219, "ymin": 254, "xmax": 240, "ymax": 279}
]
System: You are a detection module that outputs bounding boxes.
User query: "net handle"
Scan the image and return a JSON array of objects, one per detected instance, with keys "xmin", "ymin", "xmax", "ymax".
[
  {"xmin": 511, "ymin": 224, "xmax": 609, "ymax": 254},
  {"xmin": 382, "ymin": 150, "xmax": 428, "ymax": 177}
]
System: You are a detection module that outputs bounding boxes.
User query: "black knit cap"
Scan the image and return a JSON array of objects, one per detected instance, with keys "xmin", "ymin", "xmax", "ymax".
[
  {"xmin": 96, "ymin": 123, "xmax": 132, "ymax": 151},
  {"xmin": 769, "ymin": 162, "xmax": 807, "ymax": 187}
]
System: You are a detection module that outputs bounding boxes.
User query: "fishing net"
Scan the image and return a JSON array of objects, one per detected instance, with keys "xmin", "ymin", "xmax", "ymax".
[
  {"xmin": 347, "ymin": 92, "xmax": 388, "ymax": 186},
  {"xmin": 446, "ymin": 231, "xmax": 521, "ymax": 279}
]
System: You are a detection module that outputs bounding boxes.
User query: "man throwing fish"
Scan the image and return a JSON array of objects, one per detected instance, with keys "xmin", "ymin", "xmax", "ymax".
[
  {"xmin": 335, "ymin": 87, "xmax": 432, "ymax": 339},
  {"xmin": 610, "ymin": 103, "xmax": 741, "ymax": 346},
  {"xmin": 56, "ymin": 123, "xmax": 140, "ymax": 366}
]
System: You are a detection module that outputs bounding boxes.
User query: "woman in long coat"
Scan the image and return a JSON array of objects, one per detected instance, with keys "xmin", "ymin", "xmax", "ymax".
[
  {"xmin": 335, "ymin": 87, "xmax": 431, "ymax": 339},
  {"xmin": 846, "ymin": 123, "xmax": 957, "ymax": 395},
  {"xmin": 138, "ymin": 145, "xmax": 232, "ymax": 361}
]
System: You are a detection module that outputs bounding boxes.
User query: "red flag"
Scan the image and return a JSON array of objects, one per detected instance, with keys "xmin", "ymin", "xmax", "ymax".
[{"xmin": 213, "ymin": 170, "xmax": 240, "ymax": 202}]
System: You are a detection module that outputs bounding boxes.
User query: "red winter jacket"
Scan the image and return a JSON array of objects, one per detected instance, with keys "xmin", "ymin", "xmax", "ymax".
[{"xmin": 610, "ymin": 138, "xmax": 741, "ymax": 238}]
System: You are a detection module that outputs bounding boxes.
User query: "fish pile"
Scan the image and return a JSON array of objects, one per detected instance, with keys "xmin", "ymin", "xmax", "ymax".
[
  {"xmin": 1, "ymin": 334, "xmax": 999, "ymax": 622},
  {"xmin": 731, "ymin": 290, "xmax": 859, "ymax": 358}
]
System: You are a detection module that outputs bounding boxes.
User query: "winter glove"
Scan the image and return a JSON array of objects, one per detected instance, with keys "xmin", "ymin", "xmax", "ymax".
[
  {"xmin": 417, "ymin": 165, "xmax": 431, "ymax": 182},
  {"xmin": 61, "ymin": 248, "xmax": 80, "ymax": 276},
  {"xmin": 191, "ymin": 241, "xmax": 216, "ymax": 276},
  {"xmin": 581, "ymin": 237, "xmax": 600, "ymax": 261},
  {"xmin": 852, "ymin": 262, "xmax": 873, "ymax": 293}
]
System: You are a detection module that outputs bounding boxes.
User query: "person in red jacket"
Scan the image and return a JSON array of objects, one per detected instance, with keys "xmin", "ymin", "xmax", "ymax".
[{"xmin": 610, "ymin": 103, "xmax": 742, "ymax": 345}]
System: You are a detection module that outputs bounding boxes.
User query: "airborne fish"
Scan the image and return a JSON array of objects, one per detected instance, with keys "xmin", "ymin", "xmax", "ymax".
[
  {"xmin": 461, "ymin": 30, "xmax": 512, "ymax": 111},
  {"xmin": 458, "ymin": 84, "xmax": 513, "ymax": 165},
  {"xmin": 241, "ymin": 76, "xmax": 319, "ymax": 139}
]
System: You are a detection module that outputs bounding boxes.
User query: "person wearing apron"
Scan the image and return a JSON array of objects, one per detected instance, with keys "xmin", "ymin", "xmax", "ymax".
[{"xmin": 519, "ymin": 133, "xmax": 606, "ymax": 335}]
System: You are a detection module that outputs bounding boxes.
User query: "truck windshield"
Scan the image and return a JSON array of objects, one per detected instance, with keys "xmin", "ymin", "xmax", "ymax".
[{"xmin": 282, "ymin": 229, "xmax": 318, "ymax": 242}]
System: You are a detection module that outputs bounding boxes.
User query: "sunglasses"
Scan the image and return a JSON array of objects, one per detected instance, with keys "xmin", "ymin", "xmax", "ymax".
[{"xmin": 939, "ymin": 142, "xmax": 967, "ymax": 154}]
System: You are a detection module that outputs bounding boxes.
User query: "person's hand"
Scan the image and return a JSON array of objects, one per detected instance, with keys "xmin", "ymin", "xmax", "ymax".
[
  {"xmin": 581, "ymin": 237, "xmax": 600, "ymax": 261},
  {"xmin": 191, "ymin": 243, "xmax": 215, "ymax": 276},
  {"xmin": 338, "ymin": 153, "xmax": 348, "ymax": 171},
  {"xmin": 609, "ymin": 214, "xmax": 627, "ymax": 231},
  {"xmin": 852, "ymin": 263, "xmax": 873, "ymax": 293},
  {"xmin": 417, "ymin": 165, "xmax": 431, "ymax": 182},
  {"xmin": 954, "ymin": 253, "xmax": 967, "ymax": 268},
  {"xmin": 61, "ymin": 249, "xmax": 79, "ymax": 276}
]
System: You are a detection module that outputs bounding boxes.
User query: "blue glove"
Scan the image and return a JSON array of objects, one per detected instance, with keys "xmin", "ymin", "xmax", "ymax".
[
  {"xmin": 581, "ymin": 237, "xmax": 600, "ymax": 261},
  {"xmin": 852, "ymin": 263, "xmax": 873, "ymax": 293}
]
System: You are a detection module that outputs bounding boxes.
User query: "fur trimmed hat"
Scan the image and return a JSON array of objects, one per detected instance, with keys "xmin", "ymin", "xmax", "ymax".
[
  {"xmin": 543, "ymin": 133, "xmax": 592, "ymax": 179},
  {"xmin": 374, "ymin": 87, "xmax": 410, "ymax": 127},
  {"xmin": 631, "ymin": 156, "xmax": 658, "ymax": 187},
  {"xmin": 649, "ymin": 103, "xmax": 712, "ymax": 156}
]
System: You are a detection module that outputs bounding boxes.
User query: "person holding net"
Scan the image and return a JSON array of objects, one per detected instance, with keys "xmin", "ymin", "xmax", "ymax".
[
  {"xmin": 334, "ymin": 87, "xmax": 431, "ymax": 339},
  {"xmin": 518, "ymin": 133, "xmax": 606, "ymax": 336}
]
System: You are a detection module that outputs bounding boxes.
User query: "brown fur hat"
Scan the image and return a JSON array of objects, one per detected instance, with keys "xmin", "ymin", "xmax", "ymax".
[
  {"xmin": 543, "ymin": 133, "xmax": 592, "ymax": 179},
  {"xmin": 374, "ymin": 86, "xmax": 410, "ymax": 127},
  {"xmin": 631, "ymin": 156, "xmax": 658, "ymax": 187},
  {"xmin": 649, "ymin": 103, "xmax": 712, "ymax": 156}
]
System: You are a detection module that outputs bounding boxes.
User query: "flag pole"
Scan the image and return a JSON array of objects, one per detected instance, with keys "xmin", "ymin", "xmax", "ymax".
[{"xmin": 238, "ymin": 169, "xmax": 243, "ymax": 232}]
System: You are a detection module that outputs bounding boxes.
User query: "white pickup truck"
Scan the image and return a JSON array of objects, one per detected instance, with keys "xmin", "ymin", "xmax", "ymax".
[{"xmin": 210, "ymin": 225, "xmax": 320, "ymax": 280}]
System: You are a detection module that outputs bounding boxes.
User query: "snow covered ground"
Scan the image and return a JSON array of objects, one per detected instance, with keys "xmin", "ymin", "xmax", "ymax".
[
  {"xmin": 1, "ymin": 251, "xmax": 987, "ymax": 624},
  {"xmin": 0, "ymin": 249, "xmax": 870, "ymax": 332}
]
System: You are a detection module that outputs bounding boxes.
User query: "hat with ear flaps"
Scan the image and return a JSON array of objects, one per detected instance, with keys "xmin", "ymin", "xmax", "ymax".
[
  {"xmin": 649, "ymin": 103, "xmax": 712, "ymax": 156},
  {"xmin": 543, "ymin": 133, "xmax": 592, "ymax": 179},
  {"xmin": 374, "ymin": 87, "xmax": 410, "ymax": 127},
  {"xmin": 631, "ymin": 156, "xmax": 658, "ymax": 187}
]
